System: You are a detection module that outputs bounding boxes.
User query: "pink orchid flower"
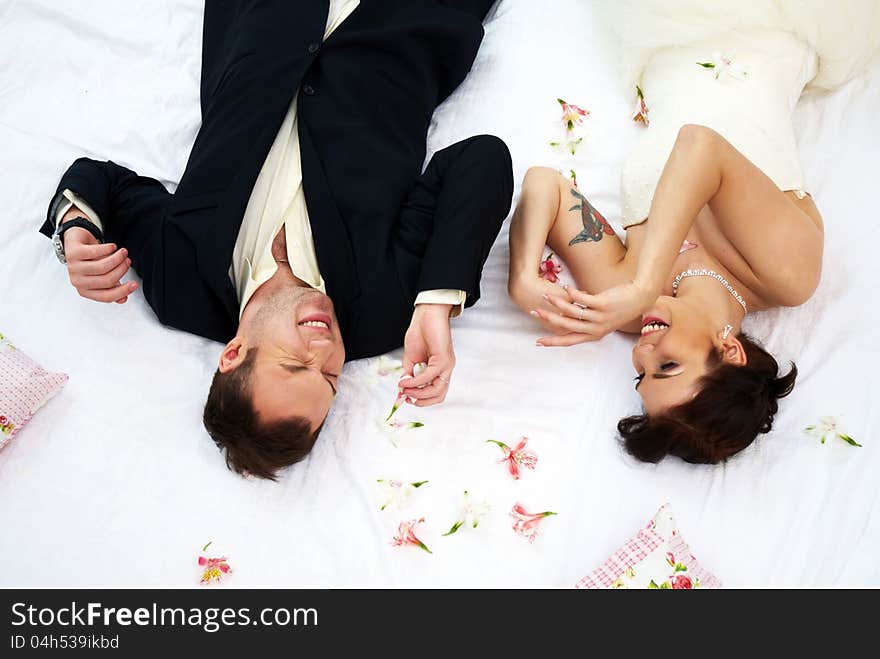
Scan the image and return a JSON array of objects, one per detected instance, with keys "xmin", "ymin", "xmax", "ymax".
[
  {"xmin": 538, "ymin": 252, "xmax": 563, "ymax": 283},
  {"xmin": 632, "ymin": 85, "xmax": 649, "ymax": 126},
  {"xmin": 198, "ymin": 543, "xmax": 232, "ymax": 585},
  {"xmin": 391, "ymin": 517, "xmax": 432, "ymax": 554},
  {"xmin": 487, "ymin": 437, "xmax": 538, "ymax": 480},
  {"xmin": 557, "ymin": 98, "xmax": 589, "ymax": 131},
  {"xmin": 509, "ymin": 503, "xmax": 557, "ymax": 543}
]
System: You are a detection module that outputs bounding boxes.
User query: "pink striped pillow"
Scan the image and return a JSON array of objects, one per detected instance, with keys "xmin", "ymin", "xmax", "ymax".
[
  {"xmin": 575, "ymin": 503, "xmax": 721, "ymax": 589},
  {"xmin": 0, "ymin": 332, "xmax": 67, "ymax": 449}
]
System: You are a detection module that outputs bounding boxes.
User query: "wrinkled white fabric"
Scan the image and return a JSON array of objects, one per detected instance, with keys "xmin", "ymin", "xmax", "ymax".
[{"xmin": 0, "ymin": 0, "xmax": 878, "ymax": 587}]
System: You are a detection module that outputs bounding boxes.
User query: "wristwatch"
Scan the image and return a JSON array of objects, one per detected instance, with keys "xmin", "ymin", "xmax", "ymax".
[{"xmin": 52, "ymin": 216, "xmax": 104, "ymax": 264}]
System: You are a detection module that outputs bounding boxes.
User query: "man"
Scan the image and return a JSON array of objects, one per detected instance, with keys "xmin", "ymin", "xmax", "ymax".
[{"xmin": 39, "ymin": 0, "xmax": 513, "ymax": 479}]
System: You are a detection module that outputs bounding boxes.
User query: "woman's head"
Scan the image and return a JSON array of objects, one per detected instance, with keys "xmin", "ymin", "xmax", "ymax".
[
  {"xmin": 631, "ymin": 295, "xmax": 749, "ymax": 415},
  {"xmin": 620, "ymin": 328, "xmax": 797, "ymax": 464}
]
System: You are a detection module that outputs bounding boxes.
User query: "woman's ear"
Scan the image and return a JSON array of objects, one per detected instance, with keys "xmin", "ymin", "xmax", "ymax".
[
  {"xmin": 218, "ymin": 337, "xmax": 247, "ymax": 373},
  {"xmin": 716, "ymin": 330, "xmax": 747, "ymax": 366}
]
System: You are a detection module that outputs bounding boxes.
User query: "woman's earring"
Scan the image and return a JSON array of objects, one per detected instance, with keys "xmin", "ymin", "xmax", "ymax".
[{"xmin": 722, "ymin": 324, "xmax": 733, "ymax": 340}]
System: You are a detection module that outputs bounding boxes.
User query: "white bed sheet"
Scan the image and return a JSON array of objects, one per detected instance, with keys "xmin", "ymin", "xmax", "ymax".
[{"xmin": 1, "ymin": 0, "xmax": 878, "ymax": 587}]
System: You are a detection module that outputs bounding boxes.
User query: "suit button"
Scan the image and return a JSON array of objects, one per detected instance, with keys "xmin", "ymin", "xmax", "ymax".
[
  {"xmin": 308, "ymin": 43, "xmax": 320, "ymax": 54},
  {"xmin": 303, "ymin": 84, "xmax": 315, "ymax": 96}
]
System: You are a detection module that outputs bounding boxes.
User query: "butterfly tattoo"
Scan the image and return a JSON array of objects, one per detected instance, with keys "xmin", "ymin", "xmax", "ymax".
[{"xmin": 568, "ymin": 188, "xmax": 615, "ymax": 246}]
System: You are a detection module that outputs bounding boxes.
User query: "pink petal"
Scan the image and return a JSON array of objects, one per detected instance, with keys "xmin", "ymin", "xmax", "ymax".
[{"xmin": 508, "ymin": 457, "xmax": 521, "ymax": 480}]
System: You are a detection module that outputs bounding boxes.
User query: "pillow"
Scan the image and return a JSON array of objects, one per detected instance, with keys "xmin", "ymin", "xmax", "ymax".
[
  {"xmin": 575, "ymin": 503, "xmax": 721, "ymax": 589},
  {"xmin": 0, "ymin": 331, "xmax": 68, "ymax": 449}
]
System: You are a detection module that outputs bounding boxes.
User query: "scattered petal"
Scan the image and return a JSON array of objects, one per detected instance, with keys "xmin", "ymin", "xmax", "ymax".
[
  {"xmin": 487, "ymin": 437, "xmax": 538, "ymax": 480},
  {"xmin": 804, "ymin": 415, "xmax": 861, "ymax": 447},
  {"xmin": 374, "ymin": 355, "xmax": 404, "ymax": 377},
  {"xmin": 696, "ymin": 51, "xmax": 748, "ymax": 81},
  {"xmin": 509, "ymin": 502, "xmax": 557, "ymax": 543},
  {"xmin": 380, "ymin": 418, "xmax": 425, "ymax": 447},
  {"xmin": 377, "ymin": 479, "xmax": 429, "ymax": 511},
  {"xmin": 557, "ymin": 98, "xmax": 590, "ymax": 131},
  {"xmin": 385, "ymin": 392, "xmax": 407, "ymax": 423},
  {"xmin": 632, "ymin": 85, "xmax": 649, "ymax": 126},
  {"xmin": 443, "ymin": 491, "xmax": 491, "ymax": 536},
  {"xmin": 198, "ymin": 550, "xmax": 232, "ymax": 585},
  {"xmin": 391, "ymin": 517, "xmax": 432, "ymax": 554},
  {"xmin": 538, "ymin": 252, "xmax": 564, "ymax": 283},
  {"xmin": 549, "ymin": 137, "xmax": 584, "ymax": 155}
]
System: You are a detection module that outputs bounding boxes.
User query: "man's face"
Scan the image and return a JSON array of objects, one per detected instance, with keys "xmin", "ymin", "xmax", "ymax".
[{"xmin": 221, "ymin": 288, "xmax": 346, "ymax": 432}]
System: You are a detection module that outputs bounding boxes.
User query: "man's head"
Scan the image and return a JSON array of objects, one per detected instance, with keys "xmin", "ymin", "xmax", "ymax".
[{"xmin": 203, "ymin": 286, "xmax": 345, "ymax": 480}]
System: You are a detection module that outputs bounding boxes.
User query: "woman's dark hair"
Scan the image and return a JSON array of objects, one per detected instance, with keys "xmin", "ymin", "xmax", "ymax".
[
  {"xmin": 203, "ymin": 348, "xmax": 320, "ymax": 480},
  {"xmin": 618, "ymin": 333, "xmax": 797, "ymax": 464}
]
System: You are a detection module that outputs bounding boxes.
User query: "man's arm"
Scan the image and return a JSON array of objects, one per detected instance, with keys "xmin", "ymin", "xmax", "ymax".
[
  {"xmin": 396, "ymin": 134, "xmax": 514, "ymax": 405},
  {"xmin": 40, "ymin": 158, "xmax": 234, "ymax": 342},
  {"xmin": 415, "ymin": 134, "xmax": 513, "ymax": 305}
]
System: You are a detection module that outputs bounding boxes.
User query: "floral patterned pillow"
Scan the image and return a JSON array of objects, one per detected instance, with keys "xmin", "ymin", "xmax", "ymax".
[
  {"xmin": 0, "ymin": 331, "xmax": 67, "ymax": 449},
  {"xmin": 575, "ymin": 503, "xmax": 721, "ymax": 589}
]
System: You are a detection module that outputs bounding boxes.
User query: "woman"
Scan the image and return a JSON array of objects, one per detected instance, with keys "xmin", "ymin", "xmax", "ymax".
[{"xmin": 508, "ymin": 4, "xmax": 880, "ymax": 463}]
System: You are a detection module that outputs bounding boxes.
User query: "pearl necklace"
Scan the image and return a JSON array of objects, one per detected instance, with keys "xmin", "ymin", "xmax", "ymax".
[{"xmin": 671, "ymin": 268, "xmax": 747, "ymax": 314}]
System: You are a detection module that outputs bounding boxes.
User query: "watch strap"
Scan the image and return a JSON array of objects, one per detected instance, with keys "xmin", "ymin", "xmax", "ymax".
[{"xmin": 54, "ymin": 216, "xmax": 105, "ymax": 264}]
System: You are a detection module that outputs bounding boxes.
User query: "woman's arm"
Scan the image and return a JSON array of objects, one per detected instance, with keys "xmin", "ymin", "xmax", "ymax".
[
  {"xmin": 632, "ymin": 124, "xmax": 724, "ymax": 294},
  {"xmin": 508, "ymin": 167, "xmax": 630, "ymax": 335},
  {"xmin": 537, "ymin": 124, "xmax": 824, "ymax": 343}
]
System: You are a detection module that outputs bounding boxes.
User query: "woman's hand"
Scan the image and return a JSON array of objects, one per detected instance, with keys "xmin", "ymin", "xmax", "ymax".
[{"xmin": 533, "ymin": 281, "xmax": 657, "ymax": 346}]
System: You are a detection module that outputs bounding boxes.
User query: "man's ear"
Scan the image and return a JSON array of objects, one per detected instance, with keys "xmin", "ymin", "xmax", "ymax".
[
  {"xmin": 218, "ymin": 337, "xmax": 247, "ymax": 373},
  {"xmin": 715, "ymin": 331, "xmax": 747, "ymax": 367}
]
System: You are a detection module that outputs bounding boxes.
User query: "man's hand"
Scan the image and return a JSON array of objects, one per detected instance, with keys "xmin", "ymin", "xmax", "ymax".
[
  {"xmin": 61, "ymin": 206, "xmax": 137, "ymax": 304},
  {"xmin": 398, "ymin": 303, "xmax": 455, "ymax": 407}
]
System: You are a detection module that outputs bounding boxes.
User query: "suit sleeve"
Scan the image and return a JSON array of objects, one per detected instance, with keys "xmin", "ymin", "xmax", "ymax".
[
  {"xmin": 438, "ymin": 0, "xmax": 498, "ymax": 21},
  {"xmin": 39, "ymin": 158, "xmax": 233, "ymax": 341},
  {"xmin": 411, "ymin": 135, "xmax": 513, "ymax": 308}
]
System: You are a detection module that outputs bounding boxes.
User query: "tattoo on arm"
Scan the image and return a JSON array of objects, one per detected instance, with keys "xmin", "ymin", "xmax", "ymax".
[{"xmin": 568, "ymin": 188, "xmax": 615, "ymax": 246}]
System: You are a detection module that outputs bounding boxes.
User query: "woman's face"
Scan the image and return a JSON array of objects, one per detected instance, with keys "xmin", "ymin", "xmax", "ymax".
[{"xmin": 631, "ymin": 296, "xmax": 718, "ymax": 415}]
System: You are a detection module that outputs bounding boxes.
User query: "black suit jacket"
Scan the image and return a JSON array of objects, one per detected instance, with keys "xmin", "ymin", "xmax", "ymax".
[{"xmin": 40, "ymin": 0, "xmax": 510, "ymax": 360}]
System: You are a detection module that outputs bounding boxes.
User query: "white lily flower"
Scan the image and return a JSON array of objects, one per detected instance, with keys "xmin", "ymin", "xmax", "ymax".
[
  {"xmin": 376, "ymin": 479, "xmax": 428, "ymax": 511},
  {"xmin": 443, "ymin": 491, "xmax": 491, "ymax": 536},
  {"xmin": 697, "ymin": 51, "xmax": 748, "ymax": 81},
  {"xmin": 805, "ymin": 416, "xmax": 862, "ymax": 447},
  {"xmin": 374, "ymin": 355, "xmax": 404, "ymax": 377}
]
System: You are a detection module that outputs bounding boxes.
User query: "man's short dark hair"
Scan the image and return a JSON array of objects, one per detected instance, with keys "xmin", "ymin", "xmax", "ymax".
[{"xmin": 203, "ymin": 348, "xmax": 319, "ymax": 480}]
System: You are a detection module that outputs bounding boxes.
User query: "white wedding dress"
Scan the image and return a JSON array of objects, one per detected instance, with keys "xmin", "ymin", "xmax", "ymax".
[{"xmin": 600, "ymin": 0, "xmax": 880, "ymax": 227}]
